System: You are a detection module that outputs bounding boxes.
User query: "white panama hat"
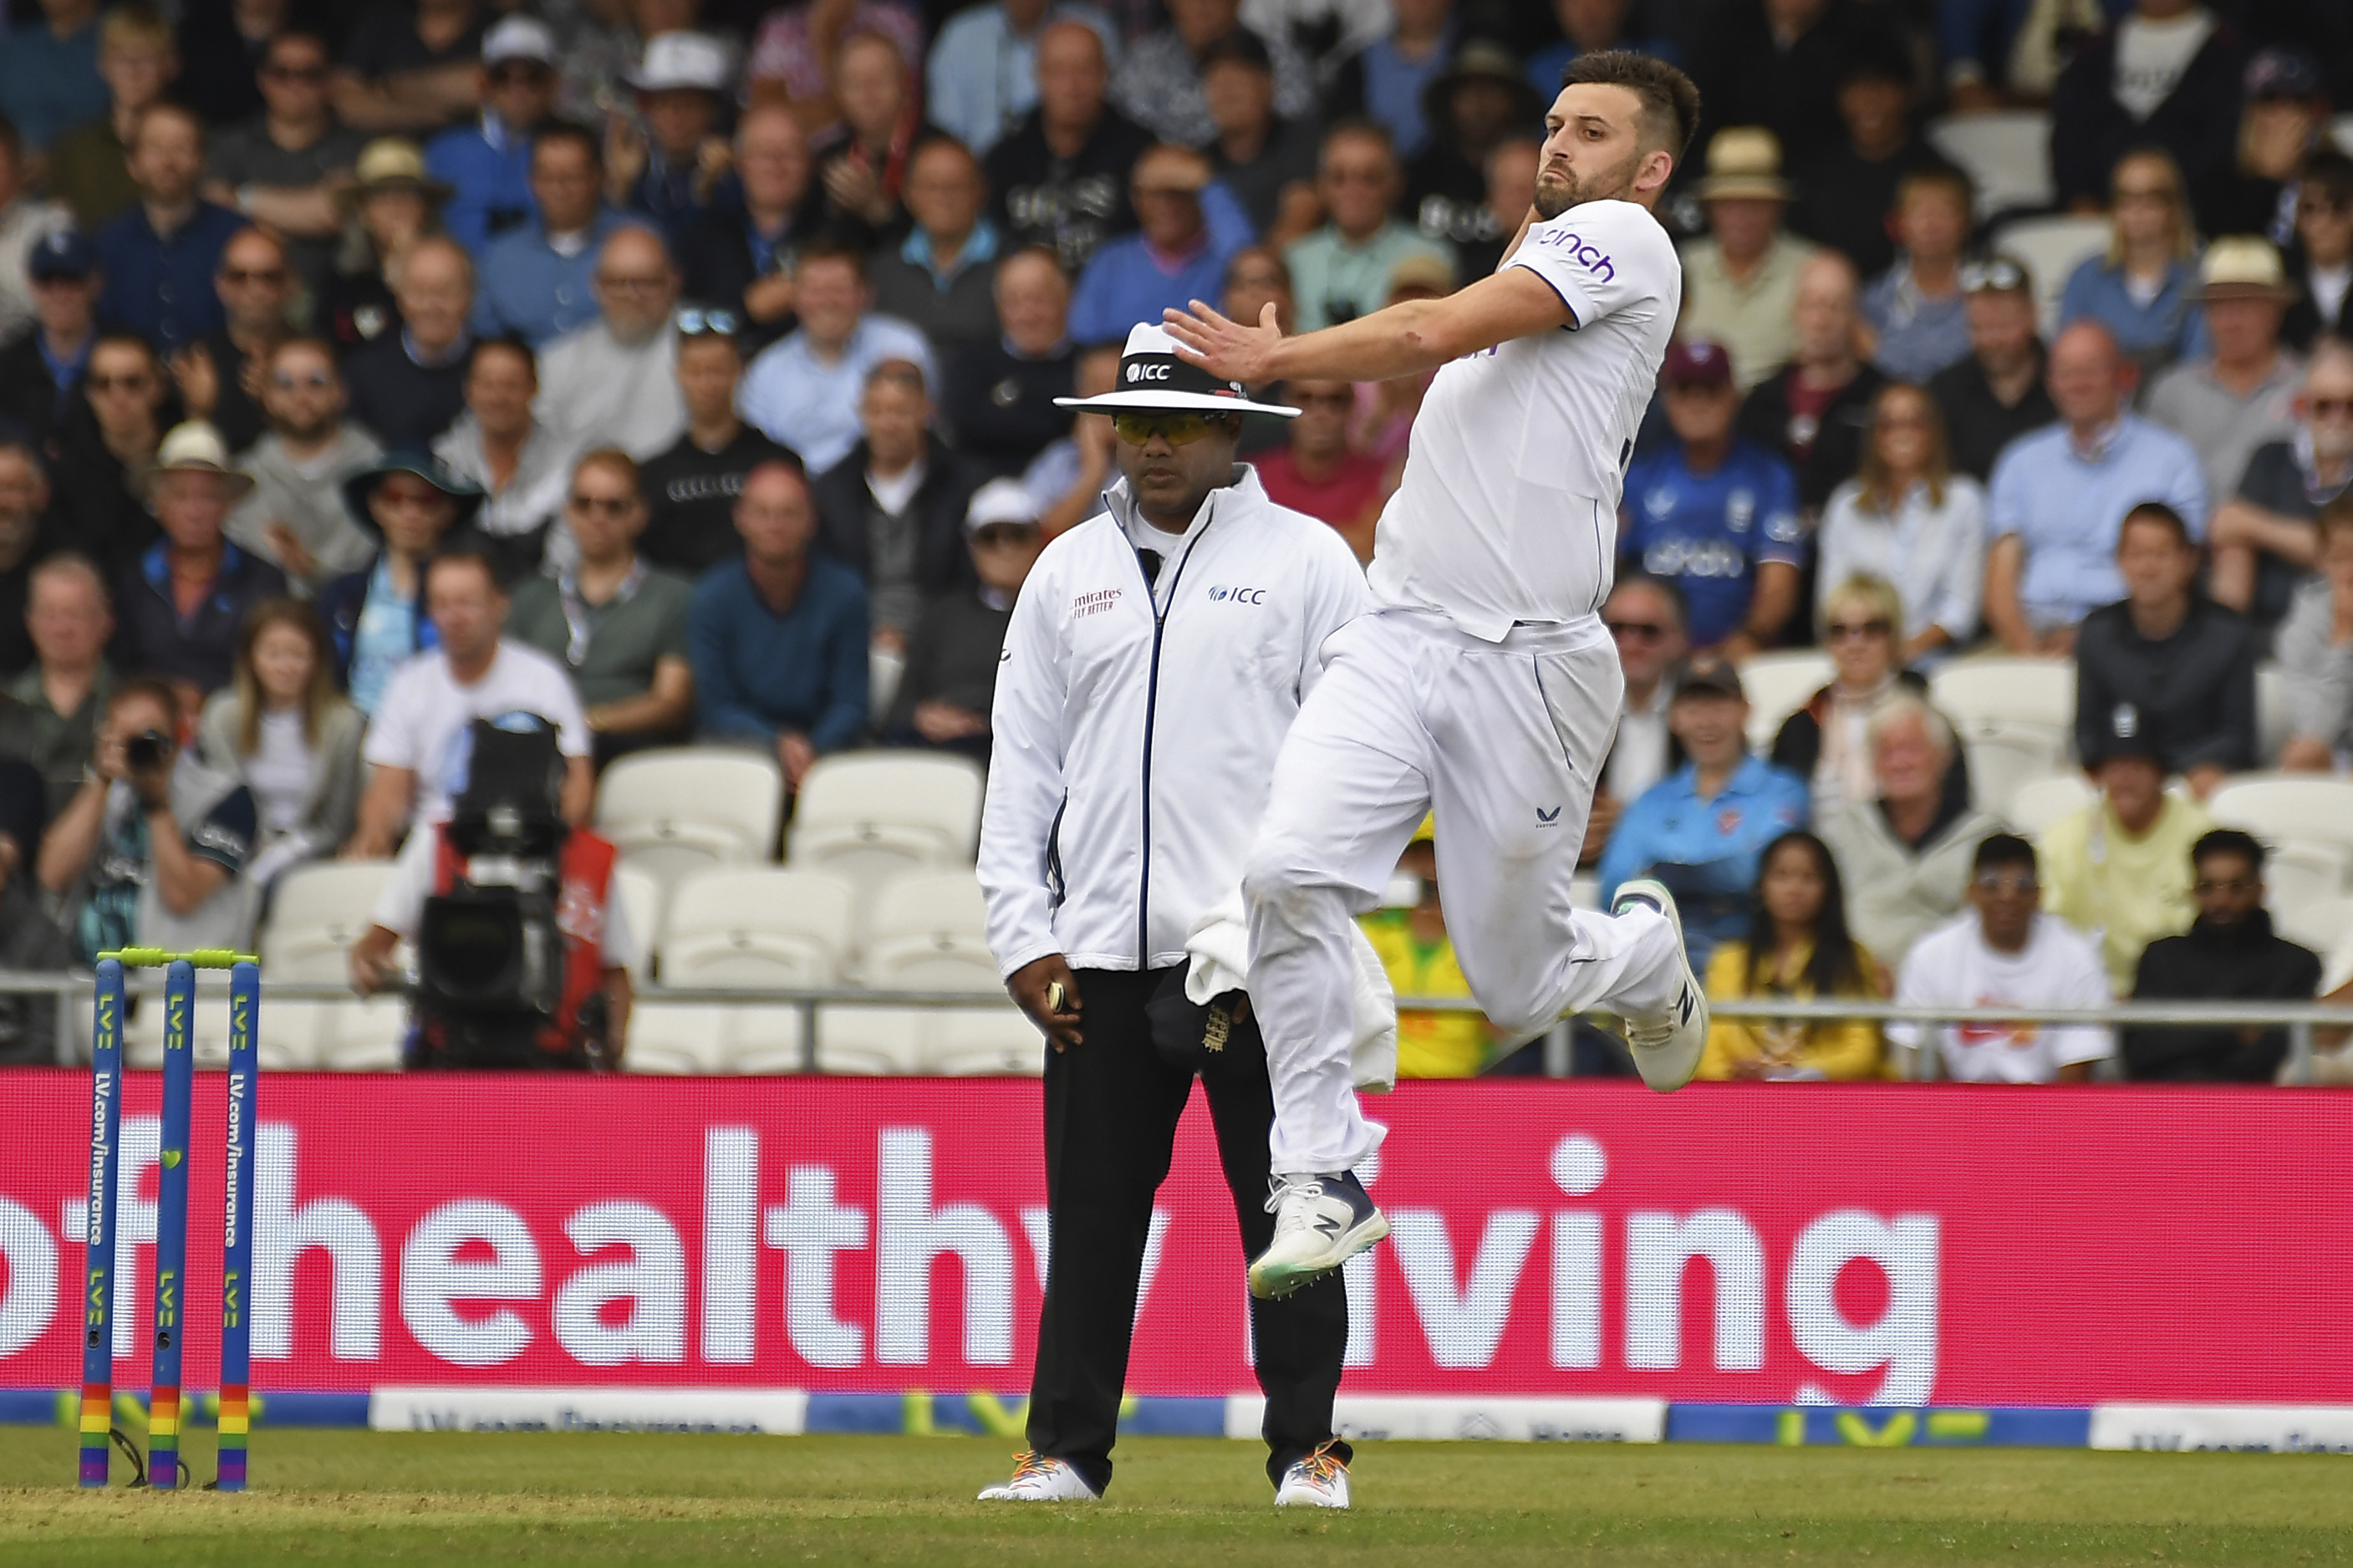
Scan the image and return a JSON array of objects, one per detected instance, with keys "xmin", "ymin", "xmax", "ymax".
[{"xmin": 1054, "ymin": 323, "xmax": 1301, "ymax": 418}]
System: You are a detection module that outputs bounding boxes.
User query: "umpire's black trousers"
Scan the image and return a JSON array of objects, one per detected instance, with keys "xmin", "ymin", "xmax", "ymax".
[{"xmin": 1026, "ymin": 967, "xmax": 1350, "ymax": 1495}]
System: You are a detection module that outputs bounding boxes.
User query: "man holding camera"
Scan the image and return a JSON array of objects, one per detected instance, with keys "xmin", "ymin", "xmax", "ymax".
[{"xmin": 36, "ymin": 675, "xmax": 257, "ymax": 962}]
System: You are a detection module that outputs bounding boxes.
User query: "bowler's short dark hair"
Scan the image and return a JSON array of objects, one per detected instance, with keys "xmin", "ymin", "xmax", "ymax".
[{"xmin": 1559, "ymin": 50, "xmax": 1702, "ymax": 161}]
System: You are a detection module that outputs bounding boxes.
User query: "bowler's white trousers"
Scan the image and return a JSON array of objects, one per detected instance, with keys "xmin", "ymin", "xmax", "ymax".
[{"xmin": 1245, "ymin": 608, "xmax": 1685, "ymax": 1174}]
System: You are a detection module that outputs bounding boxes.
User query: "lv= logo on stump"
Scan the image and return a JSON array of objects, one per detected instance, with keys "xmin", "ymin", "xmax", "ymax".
[{"xmin": 80, "ymin": 948, "xmax": 263, "ymax": 1493}]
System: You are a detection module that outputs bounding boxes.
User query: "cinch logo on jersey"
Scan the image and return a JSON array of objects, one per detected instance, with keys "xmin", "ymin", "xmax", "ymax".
[
  {"xmin": 1532, "ymin": 228, "xmax": 1615, "ymax": 283},
  {"xmin": 1117, "ymin": 352, "xmax": 1246, "ymax": 399},
  {"xmin": 1206, "ymin": 585, "xmax": 1267, "ymax": 605}
]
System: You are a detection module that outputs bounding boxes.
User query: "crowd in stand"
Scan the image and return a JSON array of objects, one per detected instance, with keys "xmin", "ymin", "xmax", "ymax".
[{"xmin": 1, "ymin": 0, "xmax": 2350, "ymax": 1076}]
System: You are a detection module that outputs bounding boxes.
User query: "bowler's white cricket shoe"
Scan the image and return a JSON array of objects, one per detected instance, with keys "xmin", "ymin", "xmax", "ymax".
[
  {"xmin": 1609, "ymin": 878, "xmax": 1708, "ymax": 1092},
  {"xmin": 1248, "ymin": 1171, "xmax": 1387, "ymax": 1300},
  {"xmin": 976, "ymin": 1452, "xmax": 1099, "ymax": 1502},
  {"xmin": 1274, "ymin": 1442, "xmax": 1351, "ymax": 1509}
]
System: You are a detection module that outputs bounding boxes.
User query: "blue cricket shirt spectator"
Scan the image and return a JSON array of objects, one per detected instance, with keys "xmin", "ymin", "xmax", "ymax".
[
  {"xmin": 1619, "ymin": 341, "xmax": 1805, "ymax": 651},
  {"xmin": 737, "ymin": 242, "xmax": 936, "ymax": 474},
  {"xmin": 0, "ymin": 8, "xmax": 106, "ymax": 155},
  {"xmin": 1597, "ymin": 659, "xmax": 1811, "ymax": 971},
  {"xmin": 95, "ymin": 200, "xmax": 247, "ymax": 354}
]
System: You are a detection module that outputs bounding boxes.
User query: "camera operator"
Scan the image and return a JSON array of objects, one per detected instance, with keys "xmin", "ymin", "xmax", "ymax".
[
  {"xmin": 37, "ymin": 675, "xmax": 259, "ymax": 963},
  {"xmin": 347, "ymin": 713, "xmax": 635, "ymax": 1070}
]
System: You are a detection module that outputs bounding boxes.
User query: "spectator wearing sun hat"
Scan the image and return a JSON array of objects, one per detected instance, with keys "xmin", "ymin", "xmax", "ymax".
[
  {"xmin": 315, "ymin": 448, "xmax": 486, "ymax": 713},
  {"xmin": 1677, "ymin": 127, "xmax": 1820, "ymax": 393},
  {"xmin": 2144, "ymin": 236, "xmax": 2304, "ymax": 512},
  {"xmin": 115, "ymin": 421, "xmax": 287, "ymax": 699},
  {"xmin": 608, "ymin": 32, "xmax": 740, "ymax": 243}
]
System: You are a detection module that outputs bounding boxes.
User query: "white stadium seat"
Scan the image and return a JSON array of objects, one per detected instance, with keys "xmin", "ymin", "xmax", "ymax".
[
  {"xmin": 314, "ymin": 997, "xmax": 407, "ymax": 1071},
  {"xmin": 2207, "ymin": 776, "xmax": 2353, "ymax": 921},
  {"xmin": 861, "ymin": 870, "xmax": 999, "ymax": 991},
  {"xmin": 1987, "ymin": 214, "xmax": 2111, "ymax": 335},
  {"xmin": 787, "ymin": 753, "xmax": 987, "ymax": 932},
  {"xmin": 2276, "ymin": 895, "xmax": 2353, "ymax": 959},
  {"xmin": 1930, "ymin": 656, "xmax": 2076, "ymax": 819},
  {"xmin": 609, "ymin": 864, "xmax": 663, "ymax": 984},
  {"xmin": 926, "ymin": 1005, "xmax": 1046, "ymax": 1076},
  {"xmin": 659, "ymin": 867, "xmax": 858, "ymax": 989},
  {"xmin": 627, "ymin": 1002, "xmax": 752, "ymax": 1075},
  {"xmin": 1736, "ymin": 650, "xmax": 1831, "ymax": 751},
  {"xmin": 2255, "ymin": 663, "xmax": 2291, "ymax": 768},
  {"xmin": 812, "ymin": 1002, "xmax": 1044, "ymax": 1077},
  {"xmin": 1925, "ymin": 110, "xmax": 2053, "ymax": 217},
  {"xmin": 2008, "ymin": 772, "xmax": 2095, "ymax": 837},
  {"xmin": 813, "ymin": 1005, "xmax": 931, "ymax": 1076},
  {"xmin": 260, "ymin": 859, "xmax": 395, "ymax": 983},
  {"xmin": 594, "ymin": 747, "xmax": 784, "ymax": 900}
]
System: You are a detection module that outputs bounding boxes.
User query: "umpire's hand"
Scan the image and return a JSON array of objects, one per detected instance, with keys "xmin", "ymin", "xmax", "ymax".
[{"xmin": 1008, "ymin": 955, "xmax": 1084, "ymax": 1052}]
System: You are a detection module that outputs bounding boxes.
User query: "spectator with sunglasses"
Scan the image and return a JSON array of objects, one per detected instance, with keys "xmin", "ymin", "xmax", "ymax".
[
  {"xmin": 200, "ymin": 29, "xmax": 365, "ymax": 301},
  {"xmin": 507, "ymin": 449, "xmax": 694, "ymax": 765},
  {"xmin": 2121, "ymin": 828, "xmax": 2322, "ymax": 1082},
  {"xmin": 882, "ymin": 477, "xmax": 1045, "ymax": 762},
  {"xmin": 2282, "ymin": 151, "xmax": 2353, "ymax": 350},
  {"xmin": 226, "ymin": 338, "xmax": 382, "ymax": 593},
  {"xmin": 425, "ymin": 17, "xmax": 560, "ymax": 259},
  {"xmin": 1282, "ymin": 125, "xmax": 1452, "ymax": 335},
  {"xmin": 166, "ymin": 226, "xmax": 296, "ymax": 455},
  {"xmin": 533, "ymin": 226, "xmax": 689, "ymax": 462},
  {"xmin": 639, "ymin": 310, "xmax": 799, "ymax": 578},
  {"xmin": 1927, "ymin": 256, "xmax": 2056, "ymax": 484},
  {"xmin": 1252, "ymin": 379, "xmax": 1385, "ymax": 563},
  {"xmin": 1773, "ymin": 575, "xmax": 1970, "ymax": 819},
  {"xmin": 1583, "ymin": 573, "xmax": 1689, "ymax": 869},
  {"xmin": 2204, "ymin": 340, "xmax": 2353, "ymax": 626}
]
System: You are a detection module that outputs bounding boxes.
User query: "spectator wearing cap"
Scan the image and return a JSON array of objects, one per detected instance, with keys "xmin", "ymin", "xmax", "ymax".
[
  {"xmin": 507, "ymin": 448, "xmax": 695, "ymax": 765},
  {"xmin": 2074, "ymin": 502, "xmax": 2254, "ymax": 801},
  {"xmin": 318, "ymin": 137, "xmax": 452, "ymax": 353},
  {"xmin": 812, "ymin": 360, "xmax": 982, "ymax": 653},
  {"xmin": 430, "ymin": 337, "xmax": 573, "ymax": 579},
  {"xmin": 2058, "ymin": 149, "xmax": 2212, "ymax": 373},
  {"xmin": 869, "ymin": 137, "xmax": 1005, "ymax": 358},
  {"xmin": 425, "ymin": 16, "xmax": 560, "ymax": 259},
  {"xmin": 533, "ymin": 226, "xmax": 689, "ymax": 462},
  {"xmin": 1927, "ymin": 255, "xmax": 2057, "ymax": 482},
  {"xmin": 1888, "ymin": 834, "xmax": 2114, "ymax": 1084},
  {"xmin": 2193, "ymin": 49, "xmax": 2327, "ymax": 241},
  {"xmin": 317, "ymin": 448, "xmax": 484, "ymax": 713},
  {"xmin": 200, "ymin": 29, "xmax": 366, "ymax": 302},
  {"xmin": 1677, "ymin": 127, "xmax": 1820, "ymax": 393},
  {"xmin": 1111, "ymin": 0, "xmax": 1315, "ymax": 152},
  {"xmin": 0, "ymin": 230, "xmax": 103, "ymax": 444},
  {"xmin": 1402, "ymin": 41, "xmax": 1541, "ymax": 263},
  {"xmin": 343, "ymin": 234, "xmax": 474, "ymax": 448},
  {"xmin": 116, "ymin": 422, "xmax": 290, "ymax": 702},
  {"xmin": 985, "ymin": 20, "xmax": 1154, "ymax": 277},
  {"xmin": 1623, "ymin": 340, "xmax": 1804, "ymax": 656},
  {"xmin": 46, "ymin": 6, "xmax": 177, "ymax": 232},
  {"xmin": 2284, "ymin": 151, "xmax": 2353, "ymax": 350},
  {"xmin": 1198, "ymin": 31, "xmax": 1317, "ymax": 248},
  {"xmin": 1070, "ymin": 143, "xmax": 1249, "ymax": 344},
  {"xmin": 1735, "ymin": 250, "xmax": 1886, "ymax": 513},
  {"xmin": 1324, "ymin": 0, "xmax": 1455, "ymax": 162},
  {"xmin": 332, "ymin": 0, "xmax": 489, "ymax": 137},
  {"xmin": 1788, "ymin": 41, "xmax": 1958, "ymax": 283},
  {"xmin": 49, "ymin": 334, "xmax": 174, "ymax": 582},
  {"xmin": 1817, "ymin": 694, "xmax": 2005, "ymax": 973},
  {"xmin": 2041, "ymin": 705, "xmax": 2215, "ymax": 992},
  {"xmin": 939, "ymin": 248, "xmax": 1076, "ymax": 482},
  {"xmin": 607, "ymin": 32, "xmax": 737, "ymax": 244},
  {"xmin": 474, "ymin": 122, "xmax": 624, "ymax": 347},
  {"xmin": 1595, "ymin": 654, "xmax": 1811, "ymax": 971},
  {"xmin": 0, "ymin": 119, "xmax": 71, "ymax": 349},
  {"xmin": 2276, "ymin": 496, "xmax": 2353, "ymax": 771},
  {"xmin": 1860, "ymin": 168, "xmax": 1975, "ymax": 386},
  {"xmin": 94, "ymin": 104, "xmax": 249, "ymax": 356},
  {"xmin": 640, "ymin": 310, "xmax": 798, "ymax": 578},
  {"xmin": 927, "ymin": 0, "xmax": 1119, "ymax": 159},
  {"xmin": 167, "ymin": 226, "xmax": 296, "ymax": 456},
  {"xmin": 1254, "ymin": 379, "xmax": 1387, "ymax": 563},
  {"xmin": 882, "ymin": 476, "xmax": 1045, "ymax": 761},
  {"xmin": 1282, "ymin": 125, "xmax": 1453, "ymax": 334},
  {"xmin": 2051, "ymin": 0, "xmax": 2244, "ymax": 214},
  {"xmin": 2123, "ymin": 828, "xmax": 2322, "ymax": 1080},
  {"xmin": 0, "ymin": 551, "xmax": 113, "ymax": 822},
  {"xmin": 1584, "ymin": 573, "xmax": 1691, "ymax": 868},
  {"xmin": 1816, "ymin": 388, "xmax": 1987, "ymax": 663},
  {"xmin": 2212, "ymin": 341, "xmax": 2353, "ymax": 626},
  {"xmin": 1985, "ymin": 321, "xmax": 2207, "ymax": 655},
  {"xmin": 737, "ymin": 238, "xmax": 936, "ymax": 476},
  {"xmin": 224, "ymin": 338, "xmax": 383, "ymax": 594},
  {"xmin": 0, "ymin": 0, "xmax": 107, "ymax": 162},
  {"xmin": 2144, "ymin": 238, "xmax": 2303, "ymax": 510}
]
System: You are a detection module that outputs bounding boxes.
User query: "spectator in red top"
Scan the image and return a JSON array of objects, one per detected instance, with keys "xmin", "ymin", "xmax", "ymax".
[{"xmin": 1254, "ymin": 379, "xmax": 1384, "ymax": 563}]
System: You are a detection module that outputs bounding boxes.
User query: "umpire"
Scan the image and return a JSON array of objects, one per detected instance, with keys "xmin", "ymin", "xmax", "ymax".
[{"xmin": 976, "ymin": 322, "xmax": 1369, "ymax": 1508}]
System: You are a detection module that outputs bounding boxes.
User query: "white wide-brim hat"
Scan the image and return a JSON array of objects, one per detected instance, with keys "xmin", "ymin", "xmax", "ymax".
[
  {"xmin": 142, "ymin": 421, "xmax": 256, "ymax": 500},
  {"xmin": 1054, "ymin": 323, "xmax": 1300, "ymax": 418}
]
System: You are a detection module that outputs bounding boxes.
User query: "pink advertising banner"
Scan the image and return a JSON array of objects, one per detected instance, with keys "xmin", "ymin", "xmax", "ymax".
[{"xmin": 1, "ymin": 1072, "xmax": 2348, "ymax": 1407}]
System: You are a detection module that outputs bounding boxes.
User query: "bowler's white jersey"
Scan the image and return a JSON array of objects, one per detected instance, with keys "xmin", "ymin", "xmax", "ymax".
[{"xmin": 1366, "ymin": 198, "xmax": 1681, "ymax": 641}]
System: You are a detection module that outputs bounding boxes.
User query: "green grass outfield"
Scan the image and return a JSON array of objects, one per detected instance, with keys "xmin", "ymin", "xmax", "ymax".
[{"xmin": 1, "ymin": 1428, "xmax": 2349, "ymax": 1567}]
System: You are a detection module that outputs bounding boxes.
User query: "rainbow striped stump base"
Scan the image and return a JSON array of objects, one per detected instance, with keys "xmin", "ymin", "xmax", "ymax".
[
  {"xmin": 77, "ymin": 1384, "xmax": 110, "ymax": 1485},
  {"xmin": 148, "ymin": 1387, "xmax": 182, "ymax": 1489},
  {"xmin": 215, "ymin": 1387, "xmax": 249, "ymax": 1491}
]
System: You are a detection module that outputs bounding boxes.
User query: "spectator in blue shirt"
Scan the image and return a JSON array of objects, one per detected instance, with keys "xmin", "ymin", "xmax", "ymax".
[
  {"xmin": 473, "ymin": 122, "xmax": 623, "ymax": 346},
  {"xmin": 606, "ymin": 32, "xmax": 740, "ymax": 245},
  {"xmin": 1986, "ymin": 320, "xmax": 2209, "ymax": 654},
  {"xmin": 1619, "ymin": 340, "xmax": 1805, "ymax": 656},
  {"xmin": 425, "ymin": 16, "xmax": 558, "ymax": 258},
  {"xmin": 1597, "ymin": 655, "xmax": 1811, "ymax": 970},
  {"xmin": 2057, "ymin": 148, "xmax": 2212, "ymax": 374},
  {"xmin": 926, "ymin": 0, "xmax": 1118, "ymax": 157},
  {"xmin": 1068, "ymin": 143, "xmax": 1244, "ymax": 348},
  {"xmin": 94, "ymin": 104, "xmax": 248, "ymax": 355},
  {"xmin": 0, "ymin": 0, "xmax": 107, "ymax": 157},
  {"xmin": 737, "ymin": 237, "xmax": 936, "ymax": 474},
  {"xmin": 689, "ymin": 460, "xmax": 869, "ymax": 789}
]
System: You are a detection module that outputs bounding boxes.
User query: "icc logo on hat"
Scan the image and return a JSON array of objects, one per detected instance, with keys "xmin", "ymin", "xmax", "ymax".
[{"xmin": 1125, "ymin": 361, "xmax": 1172, "ymax": 383}]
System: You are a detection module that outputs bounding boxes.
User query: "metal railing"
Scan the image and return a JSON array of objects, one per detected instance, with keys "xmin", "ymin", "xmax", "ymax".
[{"xmin": 5, "ymin": 970, "xmax": 2351, "ymax": 1083}]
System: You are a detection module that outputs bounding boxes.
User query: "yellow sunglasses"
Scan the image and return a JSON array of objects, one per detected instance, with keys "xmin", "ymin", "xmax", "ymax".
[{"xmin": 1111, "ymin": 412, "xmax": 1222, "ymax": 446}]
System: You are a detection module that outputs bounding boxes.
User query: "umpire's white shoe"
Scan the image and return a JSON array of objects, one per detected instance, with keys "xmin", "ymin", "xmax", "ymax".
[
  {"xmin": 1609, "ymin": 878, "xmax": 1707, "ymax": 1093},
  {"xmin": 1248, "ymin": 1171, "xmax": 1387, "ymax": 1300},
  {"xmin": 1274, "ymin": 1443, "xmax": 1351, "ymax": 1509},
  {"xmin": 976, "ymin": 1452, "xmax": 1099, "ymax": 1502}
]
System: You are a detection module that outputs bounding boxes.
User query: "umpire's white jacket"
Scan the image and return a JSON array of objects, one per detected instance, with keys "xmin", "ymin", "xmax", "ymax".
[{"xmin": 981, "ymin": 465, "xmax": 1369, "ymax": 978}]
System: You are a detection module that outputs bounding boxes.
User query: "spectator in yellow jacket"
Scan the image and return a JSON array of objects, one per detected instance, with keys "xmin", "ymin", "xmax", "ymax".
[
  {"xmin": 1359, "ymin": 819, "xmax": 1497, "ymax": 1078},
  {"xmin": 1699, "ymin": 829, "xmax": 1888, "ymax": 1080}
]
